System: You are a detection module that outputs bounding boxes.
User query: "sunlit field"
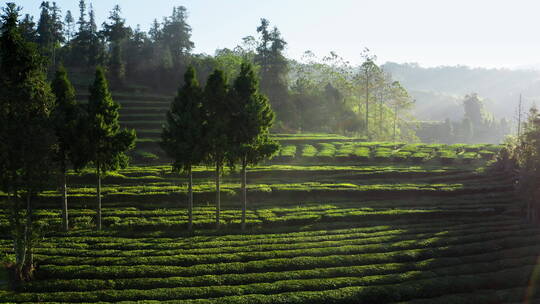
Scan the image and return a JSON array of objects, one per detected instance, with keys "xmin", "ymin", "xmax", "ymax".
[{"xmin": 2, "ymin": 129, "xmax": 539, "ymax": 303}]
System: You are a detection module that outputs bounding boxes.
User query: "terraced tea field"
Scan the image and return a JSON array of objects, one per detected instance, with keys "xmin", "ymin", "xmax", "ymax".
[
  {"xmin": 0, "ymin": 82, "xmax": 534, "ymax": 303},
  {"xmin": 1, "ymin": 138, "xmax": 539, "ymax": 303}
]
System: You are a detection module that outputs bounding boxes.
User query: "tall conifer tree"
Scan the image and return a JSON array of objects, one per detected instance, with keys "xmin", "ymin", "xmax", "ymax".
[
  {"xmin": 0, "ymin": 2, "xmax": 55, "ymax": 281},
  {"xmin": 87, "ymin": 67, "xmax": 136, "ymax": 230},
  {"xmin": 52, "ymin": 65, "xmax": 87, "ymax": 231},
  {"xmin": 203, "ymin": 69, "xmax": 231, "ymax": 229},
  {"xmin": 161, "ymin": 66, "xmax": 205, "ymax": 231},
  {"xmin": 229, "ymin": 63, "xmax": 279, "ymax": 230}
]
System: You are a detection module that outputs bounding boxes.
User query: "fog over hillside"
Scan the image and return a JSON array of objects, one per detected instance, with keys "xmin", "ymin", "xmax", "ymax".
[{"xmin": 382, "ymin": 62, "xmax": 540, "ymax": 122}]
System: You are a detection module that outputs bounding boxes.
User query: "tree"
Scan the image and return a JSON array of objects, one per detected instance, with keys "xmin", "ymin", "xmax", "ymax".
[
  {"xmin": 123, "ymin": 25, "xmax": 151, "ymax": 81},
  {"xmin": 357, "ymin": 50, "xmax": 380, "ymax": 140},
  {"xmin": 51, "ymin": 65, "xmax": 87, "ymax": 231},
  {"xmin": 151, "ymin": 6, "xmax": 194, "ymax": 90},
  {"xmin": 229, "ymin": 63, "xmax": 279, "ymax": 230},
  {"xmin": 461, "ymin": 117, "xmax": 473, "ymax": 143},
  {"xmin": 70, "ymin": 0, "xmax": 90, "ymax": 66},
  {"xmin": 503, "ymin": 106, "xmax": 540, "ymax": 223},
  {"xmin": 203, "ymin": 69, "xmax": 232, "ymax": 229},
  {"xmin": 161, "ymin": 6, "xmax": 194, "ymax": 60},
  {"xmin": 70, "ymin": 1, "xmax": 103, "ymax": 68},
  {"xmin": 255, "ymin": 19, "xmax": 291, "ymax": 125},
  {"xmin": 102, "ymin": 5, "xmax": 130, "ymax": 85},
  {"xmin": 86, "ymin": 67, "xmax": 136, "ymax": 230},
  {"xmin": 87, "ymin": 4, "xmax": 104, "ymax": 67},
  {"xmin": 64, "ymin": 10, "xmax": 74, "ymax": 42},
  {"xmin": 36, "ymin": 2, "xmax": 54, "ymax": 52},
  {"xmin": 388, "ymin": 81, "xmax": 413, "ymax": 141},
  {"xmin": 443, "ymin": 118, "xmax": 454, "ymax": 143},
  {"xmin": 374, "ymin": 72, "xmax": 392, "ymax": 139},
  {"xmin": 36, "ymin": 1, "xmax": 63, "ymax": 70},
  {"xmin": 148, "ymin": 19, "xmax": 161, "ymax": 42},
  {"xmin": 161, "ymin": 66, "xmax": 205, "ymax": 231},
  {"xmin": 18, "ymin": 14, "xmax": 37, "ymax": 42},
  {"xmin": 77, "ymin": 0, "xmax": 86, "ymax": 32},
  {"xmin": 0, "ymin": 2, "xmax": 55, "ymax": 281},
  {"xmin": 463, "ymin": 93, "xmax": 485, "ymax": 126}
]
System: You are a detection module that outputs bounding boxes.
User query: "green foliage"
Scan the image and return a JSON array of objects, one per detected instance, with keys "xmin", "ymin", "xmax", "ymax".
[
  {"xmin": 301, "ymin": 145, "xmax": 317, "ymax": 158},
  {"xmin": 52, "ymin": 65, "xmax": 88, "ymax": 169},
  {"xmin": 135, "ymin": 151, "xmax": 159, "ymax": 162},
  {"xmin": 353, "ymin": 147, "xmax": 370, "ymax": 160},
  {"xmin": 316, "ymin": 144, "xmax": 336, "ymax": 160},
  {"xmin": 203, "ymin": 69, "xmax": 231, "ymax": 167},
  {"xmin": 161, "ymin": 66, "xmax": 205, "ymax": 173},
  {"xmin": 0, "ymin": 3, "xmax": 56, "ymax": 281},
  {"xmin": 255, "ymin": 19, "xmax": 292, "ymax": 125},
  {"xmin": 87, "ymin": 66, "xmax": 136, "ymax": 173},
  {"xmin": 439, "ymin": 150, "xmax": 457, "ymax": 164},
  {"xmin": 279, "ymin": 145, "xmax": 297, "ymax": 159},
  {"xmin": 229, "ymin": 63, "xmax": 279, "ymax": 167}
]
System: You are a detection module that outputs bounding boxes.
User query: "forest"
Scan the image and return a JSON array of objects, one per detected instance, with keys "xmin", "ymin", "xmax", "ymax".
[{"xmin": 11, "ymin": 1, "xmax": 512, "ymax": 143}]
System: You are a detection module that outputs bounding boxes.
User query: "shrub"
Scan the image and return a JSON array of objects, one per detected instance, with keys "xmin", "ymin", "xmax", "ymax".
[
  {"xmin": 316, "ymin": 143, "xmax": 336, "ymax": 161},
  {"xmin": 439, "ymin": 150, "xmax": 457, "ymax": 164},
  {"xmin": 301, "ymin": 145, "xmax": 318, "ymax": 158},
  {"xmin": 479, "ymin": 150, "xmax": 496, "ymax": 160},
  {"xmin": 352, "ymin": 147, "xmax": 370, "ymax": 161},
  {"xmin": 411, "ymin": 152, "xmax": 429, "ymax": 163}
]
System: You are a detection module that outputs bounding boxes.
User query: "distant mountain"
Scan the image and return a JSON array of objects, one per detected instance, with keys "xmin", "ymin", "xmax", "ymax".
[{"xmin": 382, "ymin": 62, "xmax": 540, "ymax": 121}]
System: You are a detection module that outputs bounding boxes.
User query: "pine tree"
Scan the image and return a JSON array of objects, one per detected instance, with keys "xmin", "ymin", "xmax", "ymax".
[
  {"xmin": 70, "ymin": 1, "xmax": 103, "ymax": 68},
  {"xmin": 52, "ymin": 65, "xmax": 87, "ymax": 231},
  {"xmin": 87, "ymin": 67, "xmax": 136, "ymax": 230},
  {"xmin": 64, "ymin": 10, "xmax": 74, "ymax": 42},
  {"xmin": 203, "ymin": 69, "xmax": 232, "ymax": 229},
  {"xmin": 36, "ymin": 1, "xmax": 63, "ymax": 70},
  {"xmin": 36, "ymin": 1, "xmax": 53, "ymax": 52},
  {"xmin": 87, "ymin": 4, "xmax": 103, "ymax": 67},
  {"xmin": 255, "ymin": 19, "xmax": 290, "ymax": 124},
  {"xmin": 161, "ymin": 6, "xmax": 194, "ymax": 59},
  {"xmin": 102, "ymin": 5, "xmax": 130, "ymax": 85},
  {"xmin": 0, "ymin": 2, "xmax": 55, "ymax": 281},
  {"xmin": 18, "ymin": 14, "xmax": 37, "ymax": 42},
  {"xmin": 229, "ymin": 63, "xmax": 279, "ymax": 230},
  {"xmin": 161, "ymin": 66, "xmax": 205, "ymax": 231}
]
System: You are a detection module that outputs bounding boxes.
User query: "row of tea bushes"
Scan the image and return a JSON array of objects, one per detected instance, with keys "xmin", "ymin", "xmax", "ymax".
[{"xmin": 273, "ymin": 142, "xmax": 500, "ymax": 164}]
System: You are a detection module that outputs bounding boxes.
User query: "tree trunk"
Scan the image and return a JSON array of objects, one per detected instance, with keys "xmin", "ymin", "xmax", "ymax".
[
  {"xmin": 527, "ymin": 200, "xmax": 531, "ymax": 222},
  {"xmin": 215, "ymin": 161, "xmax": 220, "ymax": 229},
  {"xmin": 241, "ymin": 157, "xmax": 247, "ymax": 231},
  {"xmin": 97, "ymin": 164, "xmax": 102, "ymax": 231},
  {"xmin": 61, "ymin": 161, "xmax": 69, "ymax": 231},
  {"xmin": 393, "ymin": 105, "xmax": 398, "ymax": 142},
  {"xmin": 365, "ymin": 73, "xmax": 369, "ymax": 139},
  {"xmin": 23, "ymin": 191, "xmax": 34, "ymax": 281},
  {"xmin": 188, "ymin": 166, "xmax": 193, "ymax": 231},
  {"xmin": 533, "ymin": 195, "xmax": 538, "ymax": 224},
  {"xmin": 12, "ymin": 188, "xmax": 26, "ymax": 282},
  {"xmin": 379, "ymin": 96, "xmax": 383, "ymax": 138}
]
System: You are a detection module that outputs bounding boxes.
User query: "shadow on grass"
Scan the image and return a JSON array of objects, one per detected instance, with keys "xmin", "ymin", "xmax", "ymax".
[{"xmin": 0, "ymin": 266, "xmax": 8, "ymax": 290}]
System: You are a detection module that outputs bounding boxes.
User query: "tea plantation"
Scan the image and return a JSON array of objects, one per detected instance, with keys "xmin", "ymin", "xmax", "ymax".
[{"xmin": 0, "ymin": 90, "xmax": 537, "ymax": 303}]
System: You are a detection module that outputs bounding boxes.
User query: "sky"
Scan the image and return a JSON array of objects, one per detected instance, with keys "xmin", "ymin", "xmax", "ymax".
[{"xmin": 12, "ymin": 0, "xmax": 540, "ymax": 69}]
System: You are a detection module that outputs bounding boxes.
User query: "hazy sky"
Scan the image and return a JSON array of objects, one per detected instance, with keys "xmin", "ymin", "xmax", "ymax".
[{"xmin": 13, "ymin": 0, "xmax": 540, "ymax": 68}]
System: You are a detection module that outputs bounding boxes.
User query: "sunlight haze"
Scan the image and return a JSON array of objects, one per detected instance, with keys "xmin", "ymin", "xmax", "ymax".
[{"xmin": 15, "ymin": 0, "xmax": 540, "ymax": 68}]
